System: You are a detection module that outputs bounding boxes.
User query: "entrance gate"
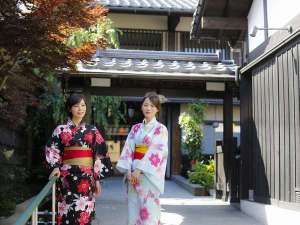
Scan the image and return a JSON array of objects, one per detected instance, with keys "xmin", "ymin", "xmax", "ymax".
[{"xmin": 62, "ymin": 49, "xmax": 240, "ymax": 202}]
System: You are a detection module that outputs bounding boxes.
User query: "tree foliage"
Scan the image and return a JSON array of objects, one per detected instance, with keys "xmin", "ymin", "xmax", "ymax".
[
  {"xmin": 91, "ymin": 96, "xmax": 126, "ymax": 133},
  {"xmin": 0, "ymin": 0, "xmax": 120, "ymax": 128},
  {"xmin": 178, "ymin": 100, "xmax": 206, "ymax": 161}
]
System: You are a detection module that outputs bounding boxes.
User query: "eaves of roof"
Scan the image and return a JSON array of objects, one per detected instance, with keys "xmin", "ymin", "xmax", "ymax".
[{"xmin": 68, "ymin": 49, "xmax": 237, "ymax": 82}]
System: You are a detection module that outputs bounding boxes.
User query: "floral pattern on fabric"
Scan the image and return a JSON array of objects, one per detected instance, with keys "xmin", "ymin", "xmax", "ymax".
[
  {"xmin": 117, "ymin": 117, "xmax": 168, "ymax": 225},
  {"xmin": 45, "ymin": 119, "xmax": 113, "ymax": 225}
]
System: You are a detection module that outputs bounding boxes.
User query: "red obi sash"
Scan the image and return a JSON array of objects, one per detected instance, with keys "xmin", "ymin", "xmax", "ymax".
[
  {"xmin": 63, "ymin": 146, "xmax": 93, "ymax": 166},
  {"xmin": 134, "ymin": 144, "xmax": 148, "ymax": 160}
]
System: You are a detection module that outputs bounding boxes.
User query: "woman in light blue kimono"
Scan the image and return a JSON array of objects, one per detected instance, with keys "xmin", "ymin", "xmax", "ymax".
[{"xmin": 117, "ymin": 92, "xmax": 168, "ymax": 225}]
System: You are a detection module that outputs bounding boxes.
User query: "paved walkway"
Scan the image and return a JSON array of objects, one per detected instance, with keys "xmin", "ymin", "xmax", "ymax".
[{"xmin": 94, "ymin": 177, "xmax": 263, "ymax": 225}]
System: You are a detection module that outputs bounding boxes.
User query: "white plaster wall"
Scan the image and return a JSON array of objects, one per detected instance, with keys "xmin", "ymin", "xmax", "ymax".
[
  {"xmin": 108, "ymin": 13, "xmax": 192, "ymax": 32},
  {"xmin": 176, "ymin": 17, "xmax": 193, "ymax": 32},
  {"xmin": 247, "ymin": 0, "xmax": 265, "ymax": 52},
  {"xmin": 248, "ymin": 0, "xmax": 300, "ymax": 52},
  {"xmin": 267, "ymin": 0, "xmax": 300, "ymax": 36},
  {"xmin": 241, "ymin": 200, "xmax": 300, "ymax": 225},
  {"xmin": 108, "ymin": 13, "xmax": 167, "ymax": 30}
]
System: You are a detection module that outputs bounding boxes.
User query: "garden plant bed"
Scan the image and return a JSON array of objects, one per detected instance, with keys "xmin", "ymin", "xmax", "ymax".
[{"xmin": 172, "ymin": 175, "xmax": 208, "ymax": 196}]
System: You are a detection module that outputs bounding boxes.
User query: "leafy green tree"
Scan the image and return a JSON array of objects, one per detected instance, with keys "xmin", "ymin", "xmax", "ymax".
[
  {"xmin": 91, "ymin": 96, "xmax": 126, "ymax": 134},
  {"xmin": 178, "ymin": 100, "xmax": 206, "ymax": 161}
]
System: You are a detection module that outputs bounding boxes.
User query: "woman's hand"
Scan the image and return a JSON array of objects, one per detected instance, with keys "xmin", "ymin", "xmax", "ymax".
[
  {"xmin": 130, "ymin": 169, "xmax": 141, "ymax": 185},
  {"xmin": 95, "ymin": 180, "xmax": 102, "ymax": 197},
  {"xmin": 126, "ymin": 172, "xmax": 132, "ymax": 183},
  {"xmin": 49, "ymin": 168, "xmax": 60, "ymax": 179}
]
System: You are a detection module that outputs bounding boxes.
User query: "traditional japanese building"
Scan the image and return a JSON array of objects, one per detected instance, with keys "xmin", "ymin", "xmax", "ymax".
[
  {"xmin": 192, "ymin": 0, "xmax": 300, "ymax": 224},
  {"xmin": 61, "ymin": 0, "xmax": 240, "ymax": 197}
]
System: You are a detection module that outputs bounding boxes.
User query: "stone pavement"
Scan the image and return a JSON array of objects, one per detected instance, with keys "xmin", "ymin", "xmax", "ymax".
[{"xmin": 93, "ymin": 177, "xmax": 264, "ymax": 225}]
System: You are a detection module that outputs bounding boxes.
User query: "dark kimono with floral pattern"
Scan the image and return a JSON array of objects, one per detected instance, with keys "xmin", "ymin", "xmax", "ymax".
[{"xmin": 45, "ymin": 119, "xmax": 112, "ymax": 225}]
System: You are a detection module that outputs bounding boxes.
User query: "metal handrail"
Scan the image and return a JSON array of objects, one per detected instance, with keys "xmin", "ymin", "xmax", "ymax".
[{"xmin": 13, "ymin": 176, "xmax": 58, "ymax": 225}]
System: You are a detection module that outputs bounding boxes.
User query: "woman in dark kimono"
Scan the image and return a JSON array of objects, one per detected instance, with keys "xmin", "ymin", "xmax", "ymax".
[{"xmin": 45, "ymin": 93, "xmax": 112, "ymax": 225}]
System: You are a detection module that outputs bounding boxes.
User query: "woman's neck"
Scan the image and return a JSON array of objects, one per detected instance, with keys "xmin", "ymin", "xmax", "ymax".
[
  {"xmin": 144, "ymin": 116, "xmax": 155, "ymax": 124},
  {"xmin": 72, "ymin": 117, "xmax": 82, "ymax": 127}
]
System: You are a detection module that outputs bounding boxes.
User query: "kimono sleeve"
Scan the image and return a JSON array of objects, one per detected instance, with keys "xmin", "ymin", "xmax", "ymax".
[
  {"xmin": 116, "ymin": 126, "xmax": 136, "ymax": 174},
  {"xmin": 93, "ymin": 128, "xmax": 113, "ymax": 180},
  {"xmin": 44, "ymin": 126, "xmax": 63, "ymax": 170},
  {"xmin": 136, "ymin": 125, "xmax": 168, "ymax": 193}
]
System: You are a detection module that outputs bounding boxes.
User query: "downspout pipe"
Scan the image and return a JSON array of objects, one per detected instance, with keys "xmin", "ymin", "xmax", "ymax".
[{"xmin": 235, "ymin": 66, "xmax": 240, "ymax": 86}]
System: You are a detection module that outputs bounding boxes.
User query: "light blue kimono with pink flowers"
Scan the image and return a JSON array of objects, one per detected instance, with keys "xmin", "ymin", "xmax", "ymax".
[{"xmin": 116, "ymin": 118, "xmax": 168, "ymax": 225}]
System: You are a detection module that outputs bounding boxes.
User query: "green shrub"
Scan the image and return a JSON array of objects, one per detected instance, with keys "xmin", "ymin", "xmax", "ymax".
[
  {"xmin": 0, "ymin": 199, "xmax": 16, "ymax": 217},
  {"xmin": 178, "ymin": 100, "xmax": 206, "ymax": 161},
  {"xmin": 0, "ymin": 164, "xmax": 31, "ymax": 217},
  {"xmin": 188, "ymin": 160, "xmax": 214, "ymax": 189}
]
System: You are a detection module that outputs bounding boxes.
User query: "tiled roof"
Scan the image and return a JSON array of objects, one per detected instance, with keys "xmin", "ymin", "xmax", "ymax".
[
  {"xmin": 98, "ymin": 0, "xmax": 198, "ymax": 13},
  {"xmin": 76, "ymin": 49, "xmax": 237, "ymax": 81}
]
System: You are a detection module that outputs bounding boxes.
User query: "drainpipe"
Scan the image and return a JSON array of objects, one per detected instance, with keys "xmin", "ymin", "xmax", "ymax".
[{"xmin": 234, "ymin": 66, "xmax": 240, "ymax": 86}]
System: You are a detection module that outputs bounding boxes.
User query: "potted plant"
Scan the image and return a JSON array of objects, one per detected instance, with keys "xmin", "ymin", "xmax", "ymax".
[{"xmin": 188, "ymin": 159, "xmax": 215, "ymax": 195}]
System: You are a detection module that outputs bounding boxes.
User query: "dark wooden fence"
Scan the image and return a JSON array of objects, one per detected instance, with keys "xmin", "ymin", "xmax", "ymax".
[{"xmin": 240, "ymin": 36, "xmax": 300, "ymax": 206}]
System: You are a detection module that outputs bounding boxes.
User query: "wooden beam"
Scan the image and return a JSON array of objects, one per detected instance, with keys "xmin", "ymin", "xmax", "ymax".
[
  {"xmin": 88, "ymin": 87, "xmax": 232, "ymax": 98},
  {"xmin": 201, "ymin": 17, "xmax": 247, "ymax": 30}
]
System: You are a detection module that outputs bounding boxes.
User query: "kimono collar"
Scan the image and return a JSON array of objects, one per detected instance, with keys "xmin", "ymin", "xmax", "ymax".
[
  {"xmin": 143, "ymin": 117, "xmax": 157, "ymax": 128},
  {"xmin": 67, "ymin": 118, "xmax": 85, "ymax": 128}
]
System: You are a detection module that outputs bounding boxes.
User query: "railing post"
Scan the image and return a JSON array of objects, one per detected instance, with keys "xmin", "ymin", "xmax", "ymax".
[
  {"xmin": 52, "ymin": 182, "xmax": 56, "ymax": 225},
  {"xmin": 13, "ymin": 177, "xmax": 57, "ymax": 225},
  {"xmin": 31, "ymin": 208, "xmax": 38, "ymax": 225}
]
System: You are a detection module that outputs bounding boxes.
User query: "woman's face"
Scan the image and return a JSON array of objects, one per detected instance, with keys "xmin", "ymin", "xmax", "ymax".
[
  {"xmin": 142, "ymin": 98, "xmax": 158, "ymax": 120},
  {"xmin": 70, "ymin": 99, "xmax": 86, "ymax": 120}
]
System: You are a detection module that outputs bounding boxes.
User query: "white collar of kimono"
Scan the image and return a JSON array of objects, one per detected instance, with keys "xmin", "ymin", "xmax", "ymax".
[
  {"xmin": 67, "ymin": 118, "xmax": 85, "ymax": 127},
  {"xmin": 143, "ymin": 117, "xmax": 157, "ymax": 127}
]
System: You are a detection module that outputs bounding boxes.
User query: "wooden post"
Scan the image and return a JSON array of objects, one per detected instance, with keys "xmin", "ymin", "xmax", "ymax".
[
  {"xmin": 158, "ymin": 103, "xmax": 167, "ymax": 125},
  {"xmin": 240, "ymin": 75, "xmax": 252, "ymax": 200},
  {"xmin": 171, "ymin": 104, "xmax": 181, "ymax": 175},
  {"xmin": 167, "ymin": 15, "xmax": 180, "ymax": 51},
  {"xmin": 168, "ymin": 32, "xmax": 175, "ymax": 51},
  {"xmin": 223, "ymin": 83, "xmax": 234, "ymax": 201}
]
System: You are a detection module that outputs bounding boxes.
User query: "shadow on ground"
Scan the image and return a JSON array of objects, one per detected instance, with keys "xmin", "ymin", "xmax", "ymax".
[{"xmin": 94, "ymin": 177, "xmax": 263, "ymax": 225}]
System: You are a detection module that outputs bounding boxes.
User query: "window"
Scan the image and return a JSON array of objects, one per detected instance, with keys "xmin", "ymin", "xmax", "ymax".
[
  {"xmin": 180, "ymin": 32, "xmax": 231, "ymax": 60},
  {"xmin": 119, "ymin": 29, "xmax": 163, "ymax": 51}
]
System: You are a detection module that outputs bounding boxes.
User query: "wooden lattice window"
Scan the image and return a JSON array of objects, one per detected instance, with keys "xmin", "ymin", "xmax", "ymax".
[
  {"xmin": 180, "ymin": 32, "xmax": 231, "ymax": 60},
  {"xmin": 119, "ymin": 29, "xmax": 163, "ymax": 51}
]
